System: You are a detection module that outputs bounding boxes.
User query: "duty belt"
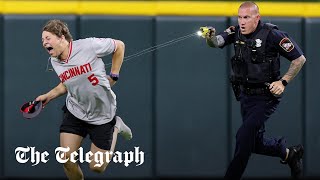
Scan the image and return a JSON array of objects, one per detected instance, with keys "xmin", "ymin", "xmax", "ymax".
[{"xmin": 241, "ymin": 86, "xmax": 270, "ymax": 95}]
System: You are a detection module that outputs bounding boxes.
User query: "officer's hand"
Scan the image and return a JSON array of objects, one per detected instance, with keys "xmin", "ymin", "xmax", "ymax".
[
  {"xmin": 199, "ymin": 26, "xmax": 215, "ymax": 39},
  {"xmin": 268, "ymin": 81, "xmax": 285, "ymax": 96}
]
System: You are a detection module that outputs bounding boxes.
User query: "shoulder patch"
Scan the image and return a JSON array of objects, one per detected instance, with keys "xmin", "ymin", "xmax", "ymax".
[
  {"xmin": 224, "ymin": 26, "xmax": 235, "ymax": 35},
  {"xmin": 279, "ymin": 37, "xmax": 294, "ymax": 52}
]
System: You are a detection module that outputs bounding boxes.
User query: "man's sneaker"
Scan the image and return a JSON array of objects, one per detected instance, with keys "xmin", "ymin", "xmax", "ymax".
[
  {"xmin": 281, "ymin": 144, "xmax": 304, "ymax": 178},
  {"xmin": 115, "ymin": 116, "xmax": 132, "ymax": 140}
]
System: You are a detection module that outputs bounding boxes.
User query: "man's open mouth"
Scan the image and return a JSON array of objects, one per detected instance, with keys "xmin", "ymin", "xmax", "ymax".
[{"xmin": 47, "ymin": 47, "xmax": 53, "ymax": 53}]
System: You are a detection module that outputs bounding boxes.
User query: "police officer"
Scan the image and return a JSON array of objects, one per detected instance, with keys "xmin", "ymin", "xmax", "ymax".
[{"xmin": 200, "ymin": 1, "xmax": 306, "ymax": 179}]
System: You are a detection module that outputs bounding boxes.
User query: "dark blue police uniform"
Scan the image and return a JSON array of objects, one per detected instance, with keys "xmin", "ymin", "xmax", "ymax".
[{"xmin": 218, "ymin": 21, "xmax": 304, "ymax": 179}]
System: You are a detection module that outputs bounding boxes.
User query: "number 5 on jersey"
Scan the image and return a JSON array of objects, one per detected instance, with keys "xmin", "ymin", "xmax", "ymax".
[{"xmin": 88, "ymin": 74, "xmax": 99, "ymax": 86}]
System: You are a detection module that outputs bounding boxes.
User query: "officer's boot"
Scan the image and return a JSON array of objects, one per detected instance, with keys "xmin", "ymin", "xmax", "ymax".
[{"xmin": 280, "ymin": 144, "xmax": 304, "ymax": 178}]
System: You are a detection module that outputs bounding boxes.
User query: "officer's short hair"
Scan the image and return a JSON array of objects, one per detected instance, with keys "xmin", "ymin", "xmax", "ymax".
[{"xmin": 239, "ymin": 1, "xmax": 260, "ymax": 14}]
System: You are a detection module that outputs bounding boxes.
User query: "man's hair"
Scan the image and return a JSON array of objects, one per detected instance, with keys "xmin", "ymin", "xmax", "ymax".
[
  {"xmin": 239, "ymin": 1, "xmax": 260, "ymax": 15},
  {"xmin": 42, "ymin": 19, "xmax": 72, "ymax": 42}
]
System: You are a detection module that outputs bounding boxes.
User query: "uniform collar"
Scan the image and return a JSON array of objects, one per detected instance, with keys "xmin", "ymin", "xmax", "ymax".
[
  {"xmin": 243, "ymin": 21, "xmax": 263, "ymax": 39},
  {"xmin": 64, "ymin": 41, "xmax": 73, "ymax": 63}
]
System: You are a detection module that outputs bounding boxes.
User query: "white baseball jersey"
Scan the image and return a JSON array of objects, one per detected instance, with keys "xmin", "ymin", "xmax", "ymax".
[{"xmin": 51, "ymin": 38, "xmax": 117, "ymax": 125}]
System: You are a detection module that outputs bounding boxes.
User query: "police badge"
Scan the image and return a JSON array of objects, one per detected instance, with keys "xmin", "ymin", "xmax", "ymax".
[{"xmin": 255, "ymin": 39, "xmax": 262, "ymax": 47}]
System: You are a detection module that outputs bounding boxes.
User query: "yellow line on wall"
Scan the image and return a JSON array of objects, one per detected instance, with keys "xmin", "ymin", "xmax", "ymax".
[
  {"xmin": 0, "ymin": 0, "xmax": 3, "ymax": 14},
  {"xmin": 1, "ymin": 1, "xmax": 320, "ymax": 17},
  {"xmin": 2, "ymin": 1, "xmax": 79, "ymax": 14},
  {"xmin": 79, "ymin": 1, "xmax": 156, "ymax": 15}
]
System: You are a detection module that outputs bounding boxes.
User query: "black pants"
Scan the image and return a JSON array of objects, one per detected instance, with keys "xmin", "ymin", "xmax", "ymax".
[
  {"xmin": 224, "ymin": 93, "xmax": 287, "ymax": 180},
  {"xmin": 60, "ymin": 105, "xmax": 116, "ymax": 150}
]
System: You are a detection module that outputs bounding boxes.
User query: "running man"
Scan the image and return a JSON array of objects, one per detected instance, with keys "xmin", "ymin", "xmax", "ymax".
[{"xmin": 36, "ymin": 19, "xmax": 132, "ymax": 180}]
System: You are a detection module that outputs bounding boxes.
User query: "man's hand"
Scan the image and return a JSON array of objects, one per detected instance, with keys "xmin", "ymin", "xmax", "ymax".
[
  {"xmin": 107, "ymin": 76, "xmax": 117, "ymax": 87},
  {"xmin": 34, "ymin": 83, "xmax": 67, "ymax": 108},
  {"xmin": 35, "ymin": 94, "xmax": 50, "ymax": 108},
  {"xmin": 268, "ymin": 80, "xmax": 285, "ymax": 96}
]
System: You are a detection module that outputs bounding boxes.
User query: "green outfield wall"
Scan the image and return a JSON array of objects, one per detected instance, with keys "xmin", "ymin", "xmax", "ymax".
[{"xmin": 0, "ymin": 1, "xmax": 319, "ymax": 179}]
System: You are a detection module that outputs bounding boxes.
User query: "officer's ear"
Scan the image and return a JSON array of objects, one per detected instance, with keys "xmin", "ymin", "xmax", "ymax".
[{"xmin": 256, "ymin": 14, "xmax": 261, "ymax": 21}]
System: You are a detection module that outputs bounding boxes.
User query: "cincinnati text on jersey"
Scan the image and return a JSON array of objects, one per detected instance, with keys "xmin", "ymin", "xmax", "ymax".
[{"xmin": 59, "ymin": 63, "xmax": 92, "ymax": 83}]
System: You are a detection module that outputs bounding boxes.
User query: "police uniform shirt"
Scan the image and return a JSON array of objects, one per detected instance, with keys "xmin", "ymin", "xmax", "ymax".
[
  {"xmin": 219, "ymin": 21, "xmax": 304, "ymax": 61},
  {"xmin": 51, "ymin": 38, "xmax": 117, "ymax": 125}
]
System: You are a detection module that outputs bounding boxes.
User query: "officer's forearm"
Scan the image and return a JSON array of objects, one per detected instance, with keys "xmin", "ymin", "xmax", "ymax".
[
  {"xmin": 282, "ymin": 55, "xmax": 306, "ymax": 83},
  {"xmin": 206, "ymin": 35, "xmax": 225, "ymax": 48}
]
